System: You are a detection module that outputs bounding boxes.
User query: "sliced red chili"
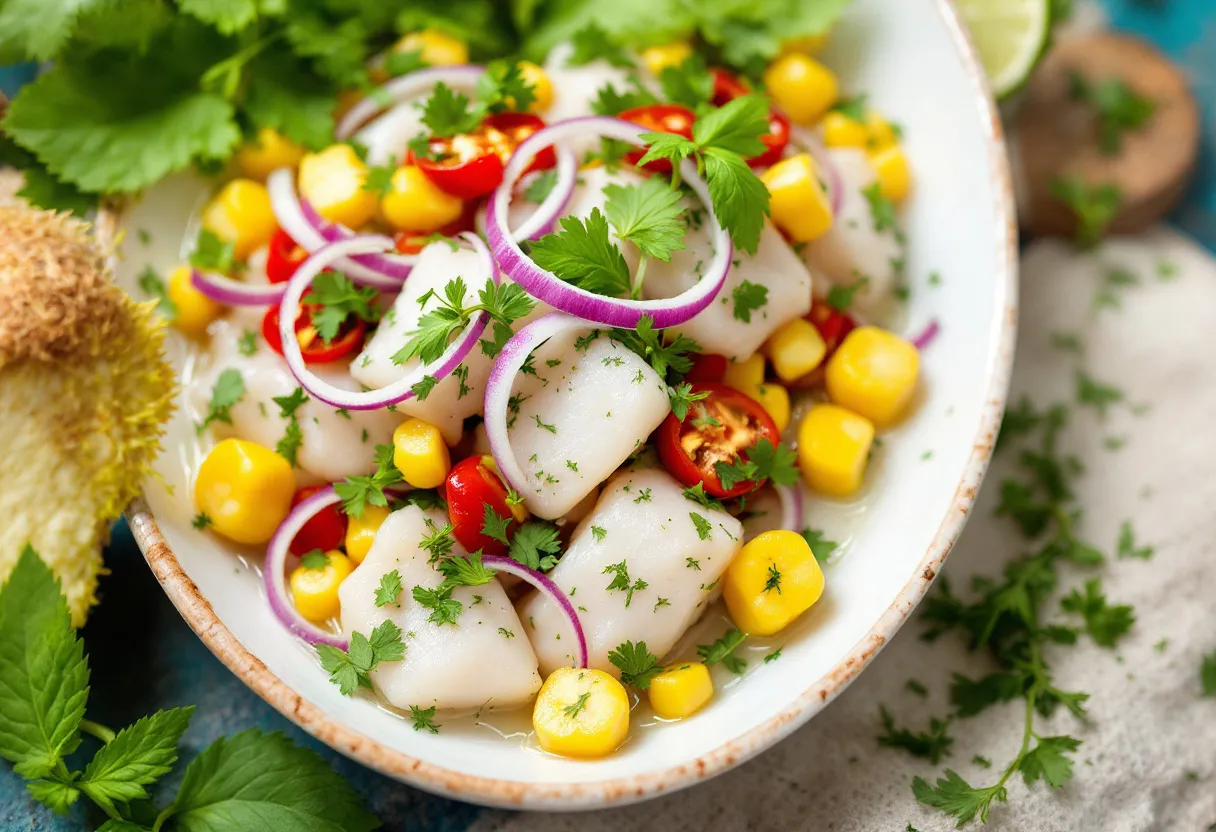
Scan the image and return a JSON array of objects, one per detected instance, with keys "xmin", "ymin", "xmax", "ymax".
[
  {"xmin": 412, "ymin": 112, "xmax": 556, "ymax": 200},
  {"xmin": 685, "ymin": 353, "xmax": 729, "ymax": 384},
  {"xmin": 262, "ymin": 303, "xmax": 367, "ymax": 364},
  {"xmin": 266, "ymin": 228, "xmax": 309, "ymax": 284},
  {"xmin": 619, "ymin": 104, "xmax": 696, "ymax": 174},
  {"xmin": 657, "ymin": 382, "xmax": 782, "ymax": 498}
]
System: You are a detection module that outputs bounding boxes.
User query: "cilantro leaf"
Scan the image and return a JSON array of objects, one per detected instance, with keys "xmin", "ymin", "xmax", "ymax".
[
  {"xmin": 609, "ymin": 315, "xmax": 700, "ymax": 380},
  {"xmin": 271, "ymin": 387, "xmax": 308, "ymax": 419},
  {"xmin": 476, "ymin": 60, "xmax": 537, "ymax": 115},
  {"xmin": 523, "ymin": 169, "xmax": 558, "ymax": 204},
  {"xmin": 481, "ymin": 504, "xmax": 514, "ymax": 545},
  {"xmin": 591, "ymin": 81, "xmax": 657, "ymax": 116},
  {"xmin": 692, "ymin": 93, "xmax": 770, "ymax": 157},
  {"xmin": 731, "ymin": 279, "xmax": 768, "ymax": 323},
  {"xmin": 1018, "ymin": 735, "xmax": 1080, "ymax": 788},
  {"xmin": 419, "ymin": 82, "xmax": 479, "ymax": 137},
  {"xmin": 877, "ymin": 706, "xmax": 953, "ymax": 763},
  {"xmin": 317, "ymin": 620, "xmax": 405, "ymax": 696},
  {"xmin": 801, "ymin": 528, "xmax": 838, "ymax": 563},
  {"xmin": 697, "ymin": 628, "xmax": 747, "ymax": 674},
  {"xmin": 567, "ymin": 23, "xmax": 634, "ymax": 68},
  {"xmin": 602, "ymin": 560, "xmax": 647, "ymax": 607},
  {"xmin": 1050, "ymin": 177, "xmax": 1123, "ymax": 248},
  {"xmin": 861, "ymin": 182, "xmax": 897, "ymax": 232},
  {"xmin": 529, "ymin": 209, "xmax": 632, "ymax": 298},
  {"xmin": 0, "ymin": 548, "xmax": 89, "ymax": 779},
  {"xmin": 178, "ymin": 0, "xmax": 258, "ymax": 36},
  {"xmin": 603, "ymin": 179, "xmax": 687, "ymax": 262},
  {"xmin": 0, "ymin": 0, "xmax": 107, "ymax": 62},
  {"xmin": 188, "ymin": 229, "xmax": 235, "ymax": 274},
  {"xmin": 78, "ymin": 707, "xmax": 194, "ymax": 816},
  {"xmin": 374, "ymin": 570, "xmax": 403, "ymax": 608},
  {"xmin": 658, "ymin": 54, "xmax": 714, "ymax": 111},
  {"xmin": 167, "ymin": 729, "xmax": 378, "ymax": 831},
  {"xmin": 243, "ymin": 49, "xmax": 337, "ymax": 151},
  {"xmin": 608, "ymin": 640, "xmax": 662, "ymax": 689},
  {"xmin": 689, "ymin": 512, "xmax": 713, "ymax": 540},
  {"xmin": 912, "ymin": 770, "xmax": 1006, "ymax": 826},
  {"xmin": 826, "ymin": 276, "xmax": 869, "ymax": 312},
  {"xmin": 412, "ymin": 584, "xmax": 463, "ymax": 626},
  {"xmin": 4, "ymin": 47, "xmax": 242, "ymax": 194},
  {"xmin": 436, "ymin": 552, "xmax": 496, "ymax": 587},
  {"xmin": 409, "ymin": 705, "xmax": 441, "ymax": 734},
  {"xmin": 949, "ymin": 672, "xmax": 1024, "ymax": 717},
  {"xmin": 667, "ymin": 382, "xmax": 710, "ymax": 421},
  {"xmin": 701, "ymin": 145, "xmax": 770, "ymax": 254},
  {"xmin": 1060, "ymin": 579, "xmax": 1135, "ymax": 647},
  {"xmin": 1068, "ymin": 71, "xmax": 1154, "ymax": 155},
  {"xmin": 196, "ymin": 369, "xmax": 245, "ymax": 435},
  {"xmin": 334, "ymin": 444, "xmax": 402, "ymax": 518},
  {"xmin": 508, "ymin": 522, "xmax": 563, "ymax": 572},
  {"xmin": 714, "ymin": 438, "xmax": 799, "ymax": 491},
  {"xmin": 307, "ymin": 271, "xmax": 379, "ymax": 345},
  {"xmin": 1075, "ymin": 370, "xmax": 1123, "ymax": 417}
]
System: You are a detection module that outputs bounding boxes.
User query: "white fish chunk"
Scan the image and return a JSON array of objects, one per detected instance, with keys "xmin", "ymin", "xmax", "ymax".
[
  {"xmin": 508, "ymin": 330, "xmax": 669, "ymax": 520},
  {"xmin": 517, "ymin": 469, "xmax": 743, "ymax": 676},
  {"xmin": 801, "ymin": 148, "xmax": 905, "ymax": 318},
  {"xmin": 542, "ymin": 43, "xmax": 634, "ymax": 126},
  {"xmin": 350, "ymin": 242, "xmax": 493, "ymax": 445},
  {"xmin": 338, "ymin": 506, "xmax": 542, "ymax": 710},
  {"xmin": 193, "ymin": 322, "xmax": 398, "ymax": 482}
]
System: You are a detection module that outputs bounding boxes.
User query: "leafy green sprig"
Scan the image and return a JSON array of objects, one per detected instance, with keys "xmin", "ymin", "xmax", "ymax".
[{"xmin": 393, "ymin": 277, "xmax": 535, "ymax": 366}]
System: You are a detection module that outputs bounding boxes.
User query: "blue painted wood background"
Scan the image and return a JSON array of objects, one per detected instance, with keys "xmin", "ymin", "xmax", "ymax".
[{"xmin": 2, "ymin": 1, "xmax": 1214, "ymax": 828}]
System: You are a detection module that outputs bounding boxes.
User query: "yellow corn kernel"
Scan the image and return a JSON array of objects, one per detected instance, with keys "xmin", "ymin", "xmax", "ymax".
[
  {"xmin": 393, "ymin": 418, "xmax": 451, "ymax": 489},
  {"xmin": 782, "ymin": 33, "xmax": 829, "ymax": 55},
  {"xmin": 760, "ymin": 154, "xmax": 833, "ymax": 243},
  {"xmin": 648, "ymin": 662, "xmax": 713, "ymax": 719},
  {"xmin": 379, "ymin": 165, "xmax": 464, "ymax": 232},
  {"xmin": 345, "ymin": 504, "xmax": 390, "ymax": 565},
  {"xmin": 194, "ymin": 438, "xmax": 295, "ymax": 545},
  {"xmin": 289, "ymin": 550, "xmax": 354, "ymax": 623},
  {"xmin": 235, "ymin": 128, "xmax": 307, "ymax": 181},
  {"xmin": 532, "ymin": 667, "xmax": 630, "ymax": 758},
  {"xmin": 797, "ymin": 403, "xmax": 874, "ymax": 496},
  {"xmin": 723, "ymin": 530, "xmax": 825, "ymax": 636},
  {"xmin": 821, "ymin": 111, "xmax": 869, "ymax": 149},
  {"xmin": 297, "ymin": 144, "xmax": 378, "ymax": 229},
  {"xmin": 200, "ymin": 179, "xmax": 277, "ymax": 261},
  {"xmin": 868, "ymin": 145, "xmax": 913, "ymax": 204},
  {"xmin": 640, "ymin": 42, "xmax": 693, "ymax": 76},
  {"xmin": 518, "ymin": 61, "xmax": 554, "ymax": 113},
  {"xmin": 765, "ymin": 318, "xmax": 827, "ymax": 382},
  {"xmin": 865, "ymin": 112, "xmax": 899, "ymax": 151},
  {"xmin": 763, "ymin": 54, "xmax": 837, "ymax": 125},
  {"xmin": 395, "ymin": 29, "xmax": 468, "ymax": 66},
  {"xmin": 722, "ymin": 353, "xmax": 765, "ymax": 396},
  {"xmin": 166, "ymin": 264, "xmax": 222, "ymax": 338},
  {"xmin": 753, "ymin": 383, "xmax": 791, "ymax": 432},
  {"xmin": 825, "ymin": 326, "xmax": 919, "ymax": 427}
]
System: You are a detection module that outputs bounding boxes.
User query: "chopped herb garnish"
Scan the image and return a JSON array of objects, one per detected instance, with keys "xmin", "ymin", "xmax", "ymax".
[
  {"xmin": 197, "ymin": 369, "xmax": 245, "ymax": 434},
  {"xmin": 334, "ymin": 444, "xmax": 402, "ymax": 518},
  {"xmin": 591, "ymin": 525, "xmax": 607, "ymax": 543},
  {"xmin": 731, "ymin": 280, "xmax": 769, "ymax": 323},
  {"xmin": 317, "ymin": 620, "xmax": 405, "ymax": 696},
  {"xmin": 690, "ymin": 512, "xmax": 713, "ymax": 541},
  {"xmin": 698, "ymin": 629, "xmax": 747, "ymax": 674},
  {"xmin": 608, "ymin": 640, "xmax": 662, "ymax": 689},
  {"xmin": 237, "ymin": 329, "xmax": 258, "ymax": 356},
  {"xmin": 602, "ymin": 560, "xmax": 647, "ymax": 607},
  {"xmin": 191, "ymin": 512, "xmax": 213, "ymax": 531},
  {"xmin": 408, "ymin": 705, "xmax": 440, "ymax": 734},
  {"xmin": 412, "ymin": 583, "xmax": 463, "ymax": 626},
  {"xmin": 374, "ymin": 570, "xmax": 403, "ymax": 608}
]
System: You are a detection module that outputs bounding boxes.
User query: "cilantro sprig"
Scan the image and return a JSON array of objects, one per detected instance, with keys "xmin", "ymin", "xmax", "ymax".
[
  {"xmin": 635, "ymin": 94, "xmax": 772, "ymax": 253},
  {"xmin": 713, "ymin": 438, "xmax": 799, "ymax": 492},
  {"xmin": 305, "ymin": 272, "xmax": 380, "ymax": 344},
  {"xmin": 0, "ymin": 548, "xmax": 377, "ymax": 828},
  {"xmin": 196, "ymin": 368, "xmax": 245, "ymax": 435},
  {"xmin": 394, "ymin": 277, "xmax": 535, "ymax": 366},
  {"xmin": 608, "ymin": 640, "xmax": 662, "ymax": 689},
  {"xmin": 317, "ymin": 620, "xmax": 407, "ymax": 695},
  {"xmin": 335, "ymin": 444, "xmax": 402, "ymax": 518},
  {"xmin": 697, "ymin": 628, "xmax": 748, "ymax": 674}
]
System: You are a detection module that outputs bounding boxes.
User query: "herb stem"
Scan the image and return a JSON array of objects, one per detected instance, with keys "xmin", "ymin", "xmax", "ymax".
[
  {"xmin": 152, "ymin": 805, "xmax": 177, "ymax": 832},
  {"xmin": 79, "ymin": 718, "xmax": 116, "ymax": 744},
  {"xmin": 631, "ymin": 256, "xmax": 649, "ymax": 299}
]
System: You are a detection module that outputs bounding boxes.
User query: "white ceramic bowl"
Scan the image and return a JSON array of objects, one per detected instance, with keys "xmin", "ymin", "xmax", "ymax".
[{"xmin": 106, "ymin": 0, "xmax": 1016, "ymax": 810}]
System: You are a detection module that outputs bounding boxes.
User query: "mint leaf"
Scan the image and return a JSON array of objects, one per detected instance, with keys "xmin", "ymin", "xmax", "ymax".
[
  {"xmin": 164, "ymin": 730, "xmax": 378, "ymax": 832},
  {"xmin": 0, "ymin": 547, "xmax": 89, "ymax": 779},
  {"xmin": 79, "ymin": 707, "xmax": 194, "ymax": 815},
  {"xmin": 26, "ymin": 778, "xmax": 81, "ymax": 814}
]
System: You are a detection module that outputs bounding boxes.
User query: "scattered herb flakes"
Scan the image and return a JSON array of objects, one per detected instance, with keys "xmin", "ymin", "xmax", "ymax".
[
  {"xmin": 137, "ymin": 265, "xmax": 177, "ymax": 320},
  {"xmin": 591, "ymin": 525, "xmax": 607, "ymax": 543},
  {"xmin": 906, "ymin": 679, "xmax": 929, "ymax": 697},
  {"xmin": 861, "ymin": 182, "xmax": 897, "ymax": 233},
  {"xmin": 1050, "ymin": 177, "xmax": 1123, "ymax": 248},
  {"xmin": 826, "ymin": 275, "xmax": 869, "ymax": 312},
  {"xmin": 878, "ymin": 707, "xmax": 953, "ymax": 764},
  {"xmin": 1076, "ymin": 370, "xmax": 1124, "ymax": 417},
  {"xmin": 1115, "ymin": 520, "xmax": 1153, "ymax": 560},
  {"xmin": 690, "ymin": 512, "xmax": 713, "ymax": 541},
  {"xmin": 763, "ymin": 648, "xmax": 782, "ymax": 663},
  {"xmin": 498, "ymin": 627, "xmax": 515, "ymax": 640},
  {"xmin": 191, "ymin": 512, "xmax": 213, "ymax": 531},
  {"xmin": 602, "ymin": 560, "xmax": 647, "ymax": 607},
  {"xmin": 1103, "ymin": 435, "xmax": 1128, "ymax": 451},
  {"xmin": 1061, "ymin": 579, "xmax": 1135, "ymax": 648},
  {"xmin": 1156, "ymin": 260, "xmax": 1179, "ymax": 281},
  {"xmin": 763, "ymin": 564, "xmax": 782, "ymax": 594},
  {"xmin": 1051, "ymin": 332, "xmax": 1083, "ymax": 354},
  {"xmin": 237, "ymin": 329, "xmax": 259, "ymax": 356},
  {"xmin": 972, "ymin": 755, "xmax": 993, "ymax": 769},
  {"xmin": 411, "ymin": 584, "xmax": 463, "ymax": 627},
  {"xmin": 652, "ymin": 597, "xmax": 670, "ymax": 612},
  {"xmin": 1067, "ymin": 71, "xmax": 1155, "ymax": 156},
  {"xmin": 731, "ymin": 279, "xmax": 769, "ymax": 322},
  {"xmin": 197, "ymin": 369, "xmax": 246, "ymax": 435},
  {"xmin": 697, "ymin": 629, "xmax": 747, "ymax": 674},
  {"xmin": 685, "ymin": 557, "xmax": 701, "ymax": 571},
  {"xmin": 1153, "ymin": 639, "xmax": 1169, "ymax": 653},
  {"xmin": 408, "ymin": 705, "xmax": 440, "ymax": 734},
  {"xmin": 1201, "ymin": 650, "xmax": 1216, "ymax": 698}
]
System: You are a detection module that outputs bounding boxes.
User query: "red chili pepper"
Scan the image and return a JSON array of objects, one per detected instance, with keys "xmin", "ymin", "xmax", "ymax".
[
  {"xmin": 262, "ymin": 303, "xmax": 367, "ymax": 364},
  {"xmin": 619, "ymin": 104, "xmax": 696, "ymax": 174},
  {"xmin": 266, "ymin": 228, "xmax": 309, "ymax": 284},
  {"xmin": 412, "ymin": 112, "xmax": 556, "ymax": 200},
  {"xmin": 684, "ymin": 353, "xmax": 729, "ymax": 384}
]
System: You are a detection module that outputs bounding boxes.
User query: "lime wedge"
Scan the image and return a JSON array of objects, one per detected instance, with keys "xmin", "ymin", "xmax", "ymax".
[{"xmin": 955, "ymin": 0, "xmax": 1052, "ymax": 98}]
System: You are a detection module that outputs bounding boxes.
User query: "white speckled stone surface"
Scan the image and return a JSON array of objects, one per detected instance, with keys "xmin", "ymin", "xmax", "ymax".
[{"xmin": 469, "ymin": 227, "xmax": 1216, "ymax": 831}]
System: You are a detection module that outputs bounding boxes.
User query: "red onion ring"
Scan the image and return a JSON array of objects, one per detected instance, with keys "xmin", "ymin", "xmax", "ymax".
[
  {"xmin": 486, "ymin": 116, "xmax": 733, "ymax": 329},
  {"xmin": 775, "ymin": 483, "xmax": 805, "ymax": 532},
  {"xmin": 267, "ymin": 168, "xmax": 415, "ymax": 287},
  {"xmin": 263, "ymin": 485, "xmax": 349, "ymax": 649},
  {"xmin": 790, "ymin": 125, "xmax": 844, "ymax": 217},
  {"xmin": 911, "ymin": 319, "xmax": 940, "ymax": 351},
  {"xmin": 280, "ymin": 232, "xmax": 496, "ymax": 410},
  {"xmin": 483, "ymin": 311, "xmax": 588, "ymax": 496},
  {"xmin": 482, "ymin": 555, "xmax": 588, "ymax": 669},
  {"xmin": 335, "ymin": 64, "xmax": 485, "ymax": 141},
  {"xmin": 190, "ymin": 268, "xmax": 285, "ymax": 307}
]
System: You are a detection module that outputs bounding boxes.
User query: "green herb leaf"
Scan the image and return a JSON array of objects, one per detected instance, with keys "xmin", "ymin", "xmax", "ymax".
[
  {"xmin": 1068, "ymin": 72, "xmax": 1154, "ymax": 155},
  {"xmin": 861, "ymin": 182, "xmax": 897, "ymax": 232},
  {"xmin": 689, "ymin": 512, "xmax": 713, "ymax": 541},
  {"xmin": 412, "ymin": 584, "xmax": 463, "ymax": 626},
  {"xmin": 437, "ymin": 552, "xmax": 497, "ymax": 587},
  {"xmin": 307, "ymin": 271, "xmax": 379, "ymax": 345},
  {"xmin": 508, "ymin": 522, "xmax": 563, "ymax": 572},
  {"xmin": 609, "ymin": 315, "xmax": 701, "ymax": 380},
  {"xmin": 138, "ymin": 266, "xmax": 178, "ymax": 321},
  {"xmin": 603, "ymin": 178, "xmax": 687, "ymax": 262},
  {"xmin": 374, "ymin": 570, "xmax": 403, "ymax": 608},
  {"xmin": 334, "ymin": 444, "xmax": 402, "ymax": 518},
  {"xmin": 697, "ymin": 628, "xmax": 747, "ymax": 674},
  {"xmin": 567, "ymin": 23, "xmax": 633, "ymax": 68},
  {"xmin": 801, "ymin": 528, "xmax": 838, "ymax": 563},
  {"xmin": 602, "ymin": 560, "xmax": 647, "ymax": 608},
  {"xmin": 608, "ymin": 640, "xmax": 662, "ymax": 690},
  {"xmin": 409, "ymin": 705, "xmax": 440, "ymax": 734},
  {"xmin": 1060, "ymin": 579, "xmax": 1135, "ymax": 648},
  {"xmin": 197, "ymin": 368, "xmax": 245, "ymax": 435},
  {"xmin": 731, "ymin": 279, "xmax": 768, "ymax": 323},
  {"xmin": 1050, "ymin": 177, "xmax": 1123, "ymax": 248},
  {"xmin": 78, "ymin": 707, "xmax": 194, "ymax": 816},
  {"xmin": 530, "ymin": 209, "xmax": 633, "ymax": 298},
  {"xmin": 299, "ymin": 551, "xmax": 329, "ymax": 571},
  {"xmin": 667, "ymin": 383, "xmax": 710, "ymax": 421},
  {"xmin": 878, "ymin": 706, "xmax": 953, "ymax": 764},
  {"xmin": 1115, "ymin": 520, "xmax": 1153, "ymax": 560},
  {"xmin": 189, "ymin": 229, "xmax": 236, "ymax": 274},
  {"xmin": 912, "ymin": 770, "xmax": 1005, "ymax": 826},
  {"xmin": 1018, "ymin": 735, "xmax": 1081, "ymax": 788}
]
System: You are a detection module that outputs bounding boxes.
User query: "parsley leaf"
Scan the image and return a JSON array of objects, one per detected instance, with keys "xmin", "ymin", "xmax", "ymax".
[
  {"xmin": 826, "ymin": 275, "xmax": 869, "ymax": 311},
  {"xmin": 374, "ymin": 570, "xmax": 403, "ymax": 608},
  {"xmin": 591, "ymin": 81, "xmax": 657, "ymax": 116},
  {"xmin": 395, "ymin": 277, "xmax": 534, "ymax": 365},
  {"xmin": 418, "ymin": 81, "xmax": 479, "ymax": 137},
  {"xmin": 658, "ymin": 54, "xmax": 714, "ymax": 111},
  {"xmin": 412, "ymin": 584, "xmax": 463, "ymax": 626},
  {"xmin": 713, "ymin": 438, "xmax": 799, "ymax": 491},
  {"xmin": 610, "ymin": 315, "xmax": 701, "ymax": 380},
  {"xmin": 912, "ymin": 770, "xmax": 1006, "ymax": 826},
  {"xmin": 317, "ymin": 620, "xmax": 405, "ymax": 696},
  {"xmin": 271, "ymin": 387, "xmax": 308, "ymax": 466},
  {"xmin": 878, "ymin": 706, "xmax": 954, "ymax": 764},
  {"xmin": 1075, "ymin": 370, "xmax": 1123, "ymax": 417},
  {"xmin": 683, "ymin": 482, "xmax": 725, "ymax": 511},
  {"xmin": 508, "ymin": 522, "xmax": 563, "ymax": 572},
  {"xmin": 608, "ymin": 640, "xmax": 662, "ymax": 689},
  {"xmin": 667, "ymin": 382, "xmax": 710, "ymax": 421},
  {"xmin": 697, "ymin": 628, "xmax": 747, "ymax": 674},
  {"xmin": 189, "ymin": 228, "xmax": 236, "ymax": 274},
  {"xmin": 1060, "ymin": 579, "xmax": 1135, "ymax": 647},
  {"xmin": 861, "ymin": 182, "xmax": 897, "ymax": 232},
  {"xmin": 1018, "ymin": 735, "xmax": 1080, "ymax": 788},
  {"xmin": 801, "ymin": 528, "xmax": 838, "ymax": 563},
  {"xmin": 307, "ymin": 271, "xmax": 379, "ymax": 345},
  {"xmin": 731, "ymin": 279, "xmax": 768, "ymax": 322},
  {"xmin": 197, "ymin": 369, "xmax": 245, "ymax": 434},
  {"xmin": 523, "ymin": 169, "xmax": 558, "ymax": 204},
  {"xmin": 1068, "ymin": 72, "xmax": 1154, "ymax": 155},
  {"xmin": 690, "ymin": 512, "xmax": 713, "ymax": 540},
  {"xmin": 481, "ymin": 504, "xmax": 514, "ymax": 545},
  {"xmin": 1050, "ymin": 177, "xmax": 1123, "ymax": 248},
  {"xmin": 602, "ymin": 560, "xmax": 647, "ymax": 607},
  {"xmin": 436, "ymin": 552, "xmax": 496, "ymax": 587},
  {"xmin": 409, "ymin": 705, "xmax": 440, "ymax": 734},
  {"xmin": 701, "ymin": 146, "xmax": 771, "ymax": 255}
]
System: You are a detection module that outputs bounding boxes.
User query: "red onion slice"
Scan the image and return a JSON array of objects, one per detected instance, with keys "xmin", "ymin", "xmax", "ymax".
[
  {"xmin": 486, "ymin": 116, "xmax": 733, "ymax": 329},
  {"xmin": 335, "ymin": 64, "xmax": 485, "ymax": 141},
  {"xmin": 267, "ymin": 168, "xmax": 415, "ymax": 287},
  {"xmin": 191, "ymin": 268, "xmax": 285, "ymax": 307},
  {"xmin": 481, "ymin": 555, "xmax": 588, "ymax": 669},
  {"xmin": 263, "ymin": 485, "xmax": 349, "ymax": 649},
  {"xmin": 790, "ymin": 125, "xmax": 844, "ymax": 217},
  {"xmin": 775, "ymin": 483, "xmax": 805, "ymax": 533},
  {"xmin": 910, "ymin": 319, "xmax": 940, "ymax": 351},
  {"xmin": 280, "ymin": 232, "xmax": 496, "ymax": 410},
  {"xmin": 483, "ymin": 311, "xmax": 588, "ymax": 495}
]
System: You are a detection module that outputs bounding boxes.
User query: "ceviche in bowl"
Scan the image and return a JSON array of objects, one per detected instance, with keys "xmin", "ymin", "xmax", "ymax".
[{"xmin": 111, "ymin": 0, "xmax": 1014, "ymax": 808}]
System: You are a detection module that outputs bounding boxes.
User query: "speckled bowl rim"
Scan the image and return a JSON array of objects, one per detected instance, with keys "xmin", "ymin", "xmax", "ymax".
[{"xmin": 112, "ymin": 0, "xmax": 1017, "ymax": 810}]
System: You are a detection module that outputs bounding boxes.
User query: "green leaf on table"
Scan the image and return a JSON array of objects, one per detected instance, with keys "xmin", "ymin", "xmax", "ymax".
[
  {"xmin": 0, "ymin": 547, "xmax": 89, "ymax": 779},
  {"xmin": 79, "ymin": 707, "xmax": 195, "ymax": 816},
  {"xmin": 1060, "ymin": 579, "xmax": 1135, "ymax": 648},
  {"xmin": 163, "ymin": 730, "xmax": 378, "ymax": 832},
  {"xmin": 912, "ymin": 770, "xmax": 1006, "ymax": 826},
  {"xmin": 26, "ymin": 778, "xmax": 81, "ymax": 814},
  {"xmin": 1018, "ymin": 735, "xmax": 1081, "ymax": 788}
]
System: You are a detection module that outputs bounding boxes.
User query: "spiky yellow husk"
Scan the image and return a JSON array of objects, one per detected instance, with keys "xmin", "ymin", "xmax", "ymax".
[{"xmin": 0, "ymin": 205, "xmax": 176, "ymax": 625}]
